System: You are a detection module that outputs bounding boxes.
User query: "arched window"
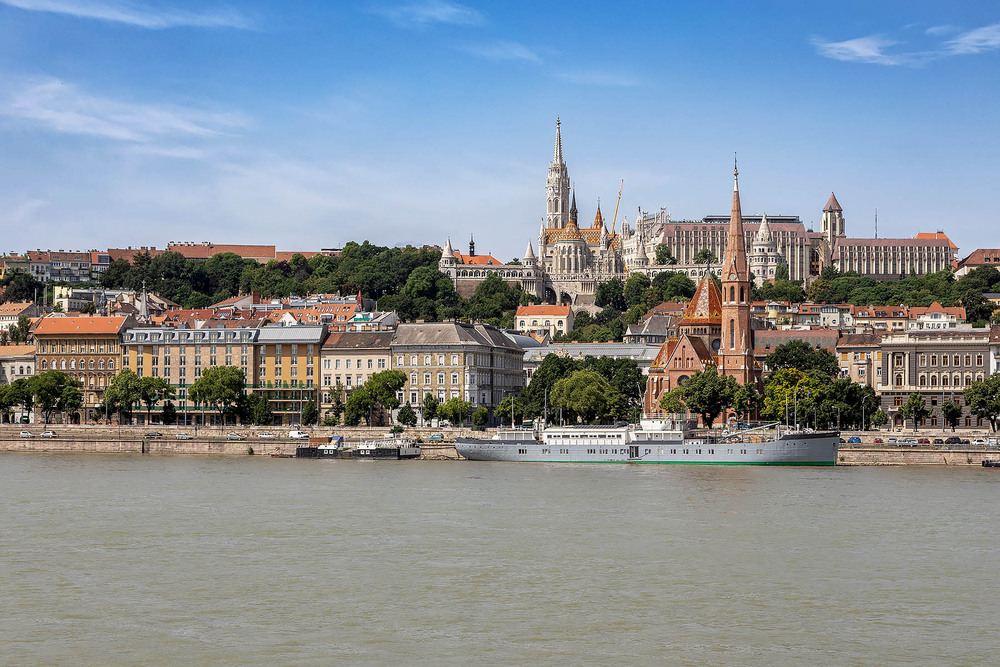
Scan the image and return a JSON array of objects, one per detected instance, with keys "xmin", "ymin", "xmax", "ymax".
[
  {"xmin": 89, "ymin": 360, "xmax": 95, "ymax": 370},
  {"xmin": 99, "ymin": 360, "xmax": 104, "ymax": 370},
  {"xmin": 740, "ymin": 286, "xmax": 745, "ymax": 302},
  {"xmin": 61, "ymin": 360, "xmax": 66, "ymax": 370},
  {"xmin": 109, "ymin": 360, "xmax": 115, "ymax": 370},
  {"xmin": 942, "ymin": 375, "xmax": 949, "ymax": 386},
  {"xmin": 930, "ymin": 375, "xmax": 937, "ymax": 387},
  {"xmin": 918, "ymin": 375, "xmax": 926, "ymax": 386},
  {"xmin": 729, "ymin": 320, "xmax": 735, "ymax": 349},
  {"xmin": 729, "ymin": 286, "xmax": 735, "ymax": 302}
]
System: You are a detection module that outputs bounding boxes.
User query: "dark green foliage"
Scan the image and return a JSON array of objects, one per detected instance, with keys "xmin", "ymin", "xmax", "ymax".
[
  {"xmin": 162, "ymin": 400, "xmax": 178, "ymax": 425},
  {"xmin": 471, "ymin": 405, "xmax": 489, "ymax": 427},
  {"xmin": 397, "ymin": 402, "xmax": 417, "ymax": 427},
  {"xmin": 595, "ymin": 278, "xmax": 626, "ymax": 310},
  {"xmin": 421, "ymin": 393, "xmax": 439, "ymax": 423},
  {"xmin": 0, "ymin": 270, "xmax": 44, "ymax": 303},
  {"xmin": 301, "ymin": 399, "xmax": 319, "ymax": 426},
  {"xmin": 654, "ymin": 245, "xmax": 677, "ymax": 265},
  {"xmin": 765, "ymin": 340, "xmax": 839, "ymax": 377},
  {"xmin": 517, "ymin": 353, "xmax": 644, "ymax": 423}
]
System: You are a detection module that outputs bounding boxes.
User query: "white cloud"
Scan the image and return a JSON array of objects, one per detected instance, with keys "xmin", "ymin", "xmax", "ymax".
[
  {"xmin": 944, "ymin": 23, "xmax": 1000, "ymax": 55},
  {"xmin": 460, "ymin": 40, "xmax": 540, "ymax": 63},
  {"xmin": 0, "ymin": 78, "xmax": 249, "ymax": 143},
  {"xmin": 814, "ymin": 22, "xmax": 1000, "ymax": 66},
  {"xmin": 925, "ymin": 24, "xmax": 959, "ymax": 36},
  {"xmin": 375, "ymin": 0, "xmax": 482, "ymax": 28},
  {"xmin": 811, "ymin": 34, "xmax": 906, "ymax": 65},
  {"xmin": 0, "ymin": 0, "xmax": 252, "ymax": 29}
]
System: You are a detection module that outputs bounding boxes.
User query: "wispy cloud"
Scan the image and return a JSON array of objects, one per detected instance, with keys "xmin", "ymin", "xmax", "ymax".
[
  {"xmin": 811, "ymin": 34, "xmax": 909, "ymax": 65},
  {"xmin": 944, "ymin": 23, "xmax": 1000, "ymax": 55},
  {"xmin": 557, "ymin": 69, "xmax": 641, "ymax": 87},
  {"xmin": 814, "ymin": 22, "xmax": 1000, "ymax": 66},
  {"xmin": 0, "ymin": 0, "xmax": 252, "ymax": 30},
  {"xmin": 925, "ymin": 24, "xmax": 959, "ymax": 36},
  {"xmin": 374, "ymin": 0, "xmax": 482, "ymax": 29},
  {"xmin": 460, "ymin": 40, "xmax": 540, "ymax": 63},
  {"xmin": 0, "ymin": 78, "xmax": 249, "ymax": 142}
]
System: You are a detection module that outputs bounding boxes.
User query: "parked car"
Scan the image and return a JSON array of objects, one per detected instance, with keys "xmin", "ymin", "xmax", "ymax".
[
  {"xmin": 847, "ymin": 436, "xmax": 861, "ymax": 444},
  {"xmin": 944, "ymin": 436, "xmax": 962, "ymax": 445},
  {"xmin": 918, "ymin": 438, "xmax": 930, "ymax": 444},
  {"xmin": 257, "ymin": 432, "xmax": 276, "ymax": 439},
  {"xmin": 428, "ymin": 433, "xmax": 444, "ymax": 441},
  {"xmin": 838, "ymin": 437, "xmax": 846, "ymax": 444},
  {"xmin": 972, "ymin": 438, "xmax": 987, "ymax": 446},
  {"xmin": 175, "ymin": 432, "xmax": 193, "ymax": 440},
  {"xmin": 887, "ymin": 437, "xmax": 897, "ymax": 444},
  {"xmin": 873, "ymin": 438, "xmax": 884, "ymax": 444},
  {"xmin": 933, "ymin": 438, "xmax": 944, "ymax": 445},
  {"xmin": 40, "ymin": 430, "xmax": 56, "ymax": 438},
  {"xmin": 226, "ymin": 432, "xmax": 246, "ymax": 441},
  {"xmin": 145, "ymin": 432, "xmax": 163, "ymax": 438},
  {"xmin": 288, "ymin": 430, "xmax": 310, "ymax": 440},
  {"xmin": 19, "ymin": 430, "xmax": 34, "ymax": 438},
  {"xmin": 961, "ymin": 439, "xmax": 971, "ymax": 445}
]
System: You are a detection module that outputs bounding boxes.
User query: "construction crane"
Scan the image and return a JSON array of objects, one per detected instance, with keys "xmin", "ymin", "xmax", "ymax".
[{"xmin": 611, "ymin": 179, "xmax": 623, "ymax": 234}]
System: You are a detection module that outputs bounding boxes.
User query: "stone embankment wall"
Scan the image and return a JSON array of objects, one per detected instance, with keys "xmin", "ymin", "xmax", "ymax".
[
  {"xmin": 0, "ymin": 424, "xmax": 467, "ymax": 459},
  {"xmin": 838, "ymin": 447, "xmax": 999, "ymax": 466}
]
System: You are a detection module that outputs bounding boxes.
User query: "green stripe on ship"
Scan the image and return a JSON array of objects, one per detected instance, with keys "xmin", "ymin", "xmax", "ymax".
[{"xmin": 515, "ymin": 460, "xmax": 836, "ymax": 465}]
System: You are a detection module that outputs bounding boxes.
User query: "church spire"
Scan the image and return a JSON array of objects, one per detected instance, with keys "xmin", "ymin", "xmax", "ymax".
[
  {"xmin": 721, "ymin": 156, "xmax": 748, "ymax": 281},
  {"xmin": 757, "ymin": 212, "xmax": 772, "ymax": 244},
  {"xmin": 569, "ymin": 189, "xmax": 578, "ymax": 226},
  {"xmin": 552, "ymin": 117, "xmax": 563, "ymax": 165}
]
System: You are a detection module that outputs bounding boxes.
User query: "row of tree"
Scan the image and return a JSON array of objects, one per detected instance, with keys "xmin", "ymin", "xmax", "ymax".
[{"xmin": 0, "ymin": 371, "xmax": 83, "ymax": 424}]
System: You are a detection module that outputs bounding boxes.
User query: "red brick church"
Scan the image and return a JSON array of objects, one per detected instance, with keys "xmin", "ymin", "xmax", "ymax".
[{"xmin": 643, "ymin": 163, "xmax": 760, "ymax": 415}]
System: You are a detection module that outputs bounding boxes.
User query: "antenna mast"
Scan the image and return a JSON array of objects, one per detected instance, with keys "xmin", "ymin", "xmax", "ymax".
[{"xmin": 874, "ymin": 208, "xmax": 878, "ymax": 239}]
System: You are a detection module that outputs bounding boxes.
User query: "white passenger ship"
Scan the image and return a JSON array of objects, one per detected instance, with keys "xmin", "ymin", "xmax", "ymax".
[{"xmin": 455, "ymin": 417, "xmax": 838, "ymax": 466}]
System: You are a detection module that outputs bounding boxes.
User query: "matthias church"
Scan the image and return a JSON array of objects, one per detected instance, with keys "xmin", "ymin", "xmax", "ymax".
[{"xmin": 439, "ymin": 120, "xmax": 957, "ymax": 309}]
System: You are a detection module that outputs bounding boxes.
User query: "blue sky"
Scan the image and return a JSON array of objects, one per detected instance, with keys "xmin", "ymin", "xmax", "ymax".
[{"xmin": 1, "ymin": 1, "xmax": 998, "ymax": 260}]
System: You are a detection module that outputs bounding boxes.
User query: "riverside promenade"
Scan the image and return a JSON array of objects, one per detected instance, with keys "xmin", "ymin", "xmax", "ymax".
[{"xmin": 3, "ymin": 425, "xmax": 999, "ymax": 465}]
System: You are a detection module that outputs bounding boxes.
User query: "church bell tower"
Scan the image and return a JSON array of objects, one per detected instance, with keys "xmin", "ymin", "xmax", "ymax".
[{"xmin": 719, "ymin": 159, "xmax": 754, "ymax": 386}]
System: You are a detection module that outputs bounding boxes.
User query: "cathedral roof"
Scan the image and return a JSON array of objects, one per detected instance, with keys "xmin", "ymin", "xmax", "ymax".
[
  {"xmin": 823, "ymin": 192, "xmax": 842, "ymax": 212},
  {"xmin": 453, "ymin": 251, "xmax": 505, "ymax": 265},
  {"xmin": 562, "ymin": 221, "xmax": 584, "ymax": 241},
  {"xmin": 593, "ymin": 206, "xmax": 604, "ymax": 229},
  {"xmin": 680, "ymin": 276, "xmax": 723, "ymax": 324},
  {"xmin": 543, "ymin": 226, "xmax": 620, "ymax": 248}
]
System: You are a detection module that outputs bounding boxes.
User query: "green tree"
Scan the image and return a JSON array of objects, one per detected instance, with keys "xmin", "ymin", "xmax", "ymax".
[
  {"xmin": 731, "ymin": 382, "xmax": 762, "ymax": 422},
  {"xmin": 898, "ymin": 392, "xmax": 930, "ymax": 433},
  {"xmin": 765, "ymin": 340, "xmax": 839, "ymax": 377},
  {"xmin": 693, "ymin": 248, "xmax": 717, "ymax": 268},
  {"xmin": 0, "ymin": 270, "xmax": 44, "ymax": 303},
  {"xmin": 397, "ymin": 402, "xmax": 417, "ymax": 426},
  {"xmin": 421, "ymin": 393, "xmax": 439, "ymax": 424},
  {"xmin": 437, "ymin": 397, "xmax": 472, "ymax": 425},
  {"xmin": 654, "ymin": 244, "xmax": 677, "ymax": 265},
  {"xmin": 9, "ymin": 314, "xmax": 32, "ymax": 344},
  {"xmin": 365, "ymin": 370, "xmax": 407, "ymax": 415},
  {"xmin": 243, "ymin": 392, "xmax": 273, "ymax": 426},
  {"xmin": 678, "ymin": 366, "xmax": 736, "ymax": 428},
  {"xmin": 471, "ymin": 405, "xmax": 489, "ymax": 428},
  {"xmin": 658, "ymin": 387, "xmax": 686, "ymax": 414},
  {"xmin": 188, "ymin": 366, "xmax": 246, "ymax": 426},
  {"xmin": 139, "ymin": 376, "xmax": 174, "ymax": 424},
  {"xmin": 941, "ymin": 399, "xmax": 963, "ymax": 432},
  {"xmin": 301, "ymin": 399, "xmax": 319, "ymax": 426},
  {"xmin": 8, "ymin": 378, "xmax": 34, "ymax": 422},
  {"xmin": 594, "ymin": 278, "xmax": 626, "ymax": 311},
  {"xmin": 623, "ymin": 273, "xmax": 651, "ymax": 308},
  {"xmin": 79, "ymin": 302, "xmax": 97, "ymax": 315},
  {"xmin": 871, "ymin": 408, "xmax": 888, "ymax": 430},
  {"xmin": 652, "ymin": 271, "xmax": 697, "ymax": 301},
  {"xmin": 761, "ymin": 368, "xmax": 825, "ymax": 425},
  {"xmin": 162, "ymin": 400, "xmax": 178, "ymax": 425},
  {"xmin": 103, "ymin": 369, "xmax": 143, "ymax": 424},
  {"xmin": 494, "ymin": 395, "xmax": 524, "ymax": 425},
  {"xmin": 964, "ymin": 375, "xmax": 1000, "ymax": 432},
  {"xmin": 774, "ymin": 263, "xmax": 789, "ymax": 282},
  {"xmin": 551, "ymin": 369, "xmax": 612, "ymax": 423},
  {"xmin": 30, "ymin": 370, "xmax": 83, "ymax": 424},
  {"xmin": 345, "ymin": 388, "xmax": 375, "ymax": 426}
]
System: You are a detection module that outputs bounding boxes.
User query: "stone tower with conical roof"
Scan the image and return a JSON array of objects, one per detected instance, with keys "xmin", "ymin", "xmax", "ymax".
[
  {"xmin": 546, "ymin": 118, "xmax": 570, "ymax": 230},
  {"xmin": 718, "ymin": 160, "xmax": 755, "ymax": 386},
  {"xmin": 821, "ymin": 192, "xmax": 845, "ymax": 246},
  {"xmin": 748, "ymin": 213, "xmax": 784, "ymax": 286}
]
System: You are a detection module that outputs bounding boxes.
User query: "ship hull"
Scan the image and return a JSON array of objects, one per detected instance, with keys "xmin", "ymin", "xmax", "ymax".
[{"xmin": 455, "ymin": 431, "xmax": 839, "ymax": 466}]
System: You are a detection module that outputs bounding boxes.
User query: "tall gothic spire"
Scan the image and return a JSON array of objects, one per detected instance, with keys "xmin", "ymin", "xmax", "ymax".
[
  {"xmin": 721, "ymin": 157, "xmax": 748, "ymax": 280},
  {"xmin": 553, "ymin": 117, "xmax": 563, "ymax": 165},
  {"xmin": 757, "ymin": 212, "xmax": 772, "ymax": 244},
  {"xmin": 569, "ymin": 189, "xmax": 578, "ymax": 226}
]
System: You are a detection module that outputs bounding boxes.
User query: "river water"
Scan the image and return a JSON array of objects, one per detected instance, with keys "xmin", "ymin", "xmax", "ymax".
[{"xmin": 2, "ymin": 454, "xmax": 998, "ymax": 665}]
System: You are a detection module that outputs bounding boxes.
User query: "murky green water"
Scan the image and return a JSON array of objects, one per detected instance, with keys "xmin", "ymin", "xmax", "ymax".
[{"xmin": 2, "ymin": 454, "xmax": 998, "ymax": 665}]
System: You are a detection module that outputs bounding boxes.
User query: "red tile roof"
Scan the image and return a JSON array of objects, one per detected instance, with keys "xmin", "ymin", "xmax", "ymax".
[
  {"xmin": 516, "ymin": 305, "xmax": 571, "ymax": 317},
  {"xmin": 33, "ymin": 316, "xmax": 132, "ymax": 336},
  {"xmin": 823, "ymin": 192, "xmax": 842, "ymax": 212}
]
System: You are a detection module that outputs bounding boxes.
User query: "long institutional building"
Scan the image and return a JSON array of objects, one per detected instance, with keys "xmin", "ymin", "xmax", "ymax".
[{"xmin": 438, "ymin": 120, "xmax": 958, "ymax": 308}]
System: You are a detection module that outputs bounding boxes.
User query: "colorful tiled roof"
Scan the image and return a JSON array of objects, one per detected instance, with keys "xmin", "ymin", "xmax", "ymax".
[{"xmin": 681, "ymin": 277, "xmax": 722, "ymax": 324}]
